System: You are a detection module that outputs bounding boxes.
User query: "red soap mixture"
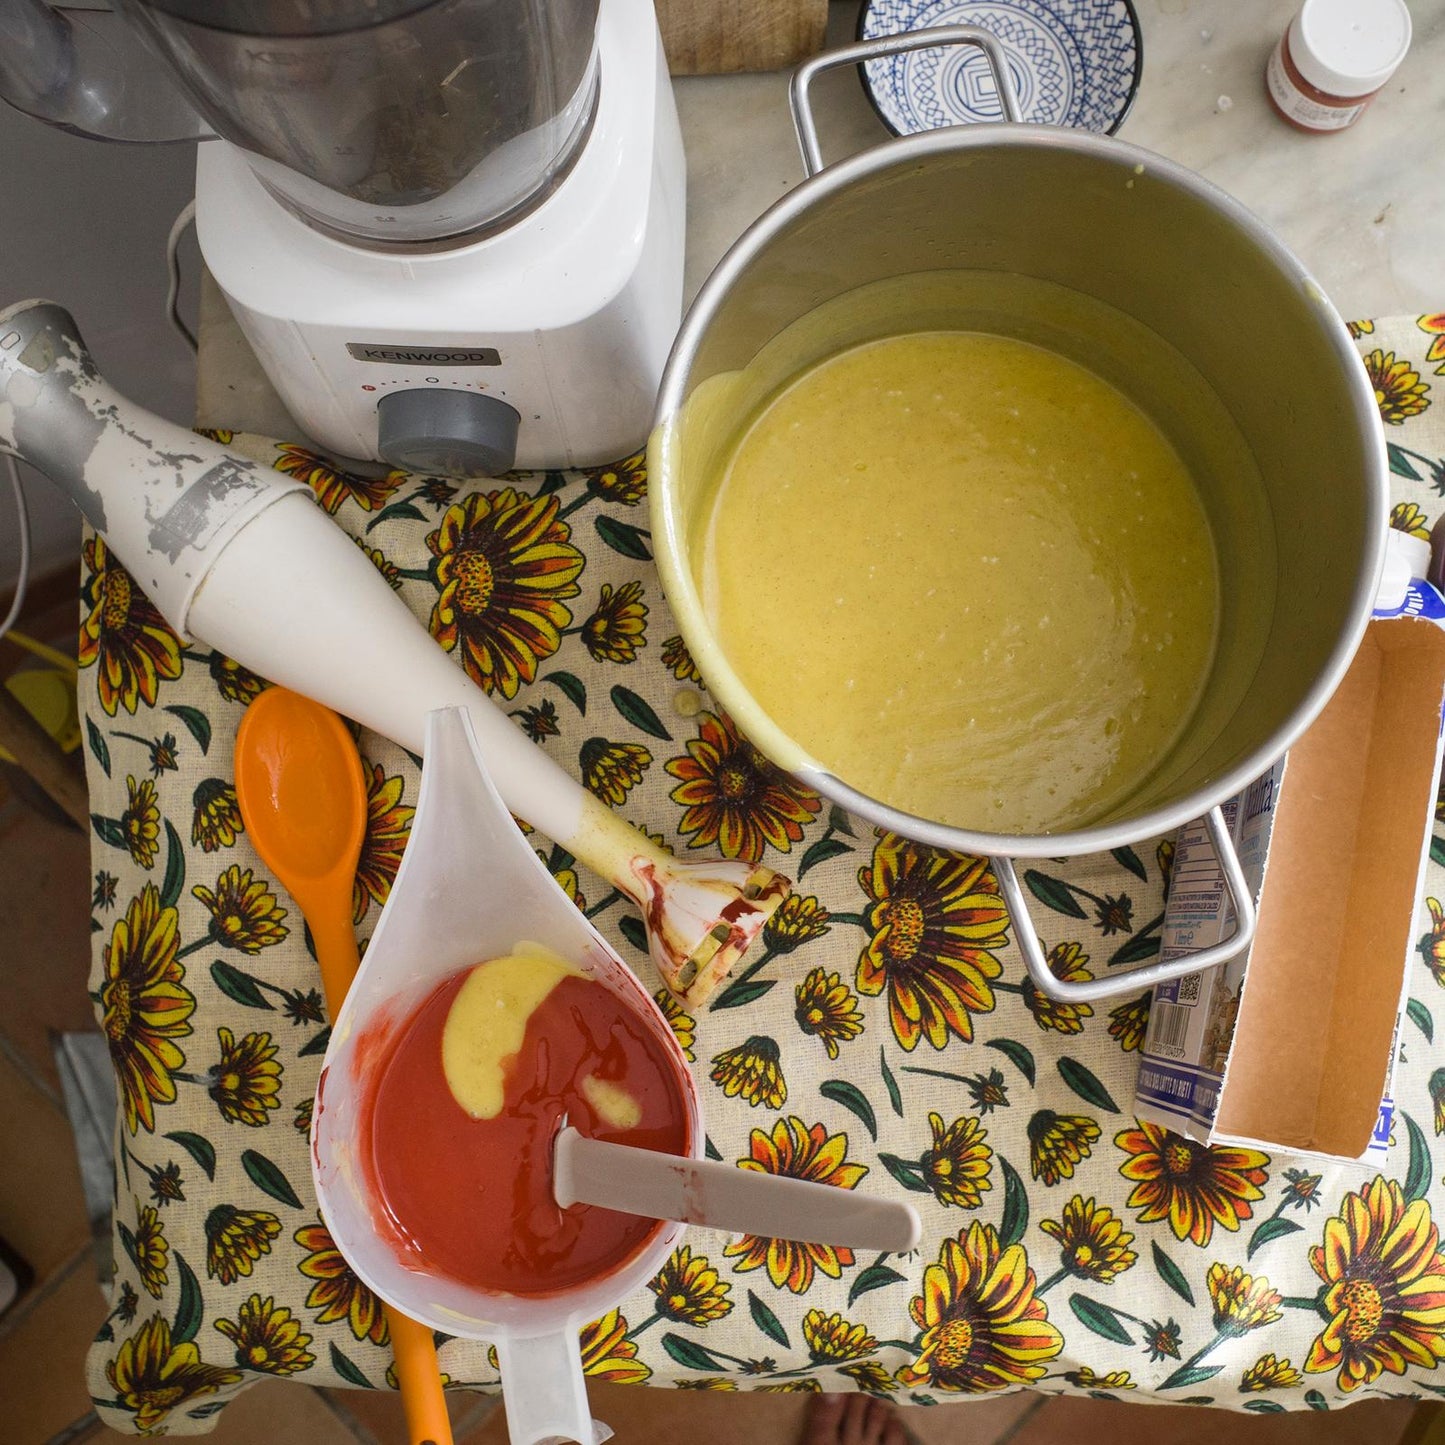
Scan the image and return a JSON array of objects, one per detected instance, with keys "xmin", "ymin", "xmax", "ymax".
[{"xmin": 359, "ymin": 965, "xmax": 689, "ymax": 1296}]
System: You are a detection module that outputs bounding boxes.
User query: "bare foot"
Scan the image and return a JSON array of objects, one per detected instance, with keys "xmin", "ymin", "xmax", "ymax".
[{"xmin": 804, "ymin": 1393, "xmax": 908, "ymax": 1445}]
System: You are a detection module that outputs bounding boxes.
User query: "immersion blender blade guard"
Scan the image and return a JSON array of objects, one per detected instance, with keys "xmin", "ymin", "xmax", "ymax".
[{"xmin": 313, "ymin": 706, "xmax": 701, "ymax": 1445}]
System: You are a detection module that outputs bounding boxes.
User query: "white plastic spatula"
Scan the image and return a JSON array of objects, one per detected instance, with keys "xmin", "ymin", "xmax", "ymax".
[{"xmin": 554, "ymin": 1128, "xmax": 922, "ymax": 1251}]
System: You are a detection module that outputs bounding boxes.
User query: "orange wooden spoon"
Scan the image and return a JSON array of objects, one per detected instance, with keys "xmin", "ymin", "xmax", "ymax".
[{"xmin": 235, "ymin": 686, "xmax": 453, "ymax": 1445}]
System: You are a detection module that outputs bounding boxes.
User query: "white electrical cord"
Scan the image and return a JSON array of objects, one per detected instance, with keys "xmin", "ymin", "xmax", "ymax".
[
  {"xmin": 165, "ymin": 197, "xmax": 198, "ymax": 353},
  {"xmin": 3, "ymin": 199, "xmax": 197, "ymax": 648},
  {"xmin": 0, "ymin": 451, "xmax": 32, "ymax": 645},
  {"xmin": 0, "ymin": 201, "xmax": 199, "ymax": 642}
]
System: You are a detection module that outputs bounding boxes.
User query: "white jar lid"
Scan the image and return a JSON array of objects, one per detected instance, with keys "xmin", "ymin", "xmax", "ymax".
[{"xmin": 1292, "ymin": 0, "xmax": 1412, "ymax": 98}]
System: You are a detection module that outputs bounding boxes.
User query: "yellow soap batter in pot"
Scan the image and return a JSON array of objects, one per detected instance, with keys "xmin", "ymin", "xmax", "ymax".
[{"xmin": 700, "ymin": 331, "xmax": 1220, "ymax": 835}]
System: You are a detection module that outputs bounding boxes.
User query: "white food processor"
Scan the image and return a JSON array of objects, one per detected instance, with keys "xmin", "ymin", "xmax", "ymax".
[{"xmin": 0, "ymin": 0, "xmax": 686, "ymax": 475}]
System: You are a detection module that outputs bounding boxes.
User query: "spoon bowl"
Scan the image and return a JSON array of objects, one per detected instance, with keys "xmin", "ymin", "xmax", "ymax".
[{"xmin": 234, "ymin": 688, "xmax": 367, "ymax": 1001}]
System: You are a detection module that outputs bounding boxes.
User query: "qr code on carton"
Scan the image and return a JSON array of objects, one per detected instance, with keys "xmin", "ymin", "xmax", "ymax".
[{"xmin": 1177, "ymin": 973, "xmax": 1202, "ymax": 1005}]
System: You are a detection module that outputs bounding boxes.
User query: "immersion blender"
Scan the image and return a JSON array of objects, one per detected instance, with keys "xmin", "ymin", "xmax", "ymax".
[{"xmin": 0, "ymin": 300, "xmax": 788, "ymax": 996}]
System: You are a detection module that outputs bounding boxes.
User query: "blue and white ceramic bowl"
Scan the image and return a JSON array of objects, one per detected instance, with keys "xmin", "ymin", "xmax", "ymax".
[{"xmin": 857, "ymin": 0, "xmax": 1142, "ymax": 136}]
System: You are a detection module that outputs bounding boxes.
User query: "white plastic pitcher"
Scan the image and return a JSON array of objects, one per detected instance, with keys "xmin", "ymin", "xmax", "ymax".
[{"xmin": 313, "ymin": 707, "xmax": 701, "ymax": 1445}]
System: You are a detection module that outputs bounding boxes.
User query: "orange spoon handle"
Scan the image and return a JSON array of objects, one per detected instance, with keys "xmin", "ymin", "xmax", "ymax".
[
  {"xmin": 389, "ymin": 1311, "xmax": 454, "ymax": 1445},
  {"xmin": 236, "ymin": 687, "xmax": 454, "ymax": 1443},
  {"xmin": 309, "ymin": 900, "xmax": 365, "ymax": 1022}
]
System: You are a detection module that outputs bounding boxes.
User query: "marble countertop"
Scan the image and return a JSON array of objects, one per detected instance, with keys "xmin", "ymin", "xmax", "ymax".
[{"xmin": 196, "ymin": 0, "xmax": 1445, "ymax": 437}]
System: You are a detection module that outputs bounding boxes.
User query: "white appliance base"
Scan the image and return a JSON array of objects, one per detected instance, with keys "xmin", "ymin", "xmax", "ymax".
[{"xmin": 194, "ymin": 0, "xmax": 685, "ymax": 473}]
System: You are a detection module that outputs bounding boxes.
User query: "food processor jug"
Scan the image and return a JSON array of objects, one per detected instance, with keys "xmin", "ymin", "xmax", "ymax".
[
  {"xmin": 0, "ymin": 0, "xmax": 600, "ymax": 243},
  {"xmin": 113, "ymin": 0, "xmax": 602, "ymax": 245}
]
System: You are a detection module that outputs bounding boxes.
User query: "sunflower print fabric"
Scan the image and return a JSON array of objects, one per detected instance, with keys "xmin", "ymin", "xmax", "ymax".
[{"xmin": 79, "ymin": 318, "xmax": 1445, "ymax": 1431}]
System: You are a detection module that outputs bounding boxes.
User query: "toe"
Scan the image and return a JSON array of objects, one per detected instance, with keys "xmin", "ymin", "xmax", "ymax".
[
  {"xmin": 879, "ymin": 1402, "xmax": 909, "ymax": 1445},
  {"xmin": 840, "ymin": 1393, "xmax": 873, "ymax": 1445},
  {"xmin": 804, "ymin": 1393, "xmax": 847, "ymax": 1445},
  {"xmin": 861, "ymin": 1398, "xmax": 894, "ymax": 1445}
]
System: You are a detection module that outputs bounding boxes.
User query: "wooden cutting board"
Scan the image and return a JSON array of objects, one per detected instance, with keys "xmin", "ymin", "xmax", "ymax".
[{"xmin": 655, "ymin": 0, "xmax": 829, "ymax": 74}]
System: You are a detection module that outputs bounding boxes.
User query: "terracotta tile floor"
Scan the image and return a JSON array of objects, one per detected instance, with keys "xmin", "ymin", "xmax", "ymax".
[{"xmin": 0, "ymin": 599, "xmax": 1438, "ymax": 1444}]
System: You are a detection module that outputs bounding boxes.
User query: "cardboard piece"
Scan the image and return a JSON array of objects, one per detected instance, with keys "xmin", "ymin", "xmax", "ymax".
[{"xmin": 1136, "ymin": 541, "xmax": 1445, "ymax": 1161}]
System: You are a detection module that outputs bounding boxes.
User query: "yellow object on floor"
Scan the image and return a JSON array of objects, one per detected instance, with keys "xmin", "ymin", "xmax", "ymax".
[{"xmin": 0, "ymin": 629, "xmax": 81, "ymax": 766}]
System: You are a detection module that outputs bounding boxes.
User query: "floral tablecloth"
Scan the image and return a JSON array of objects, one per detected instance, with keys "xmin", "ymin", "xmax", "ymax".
[{"xmin": 79, "ymin": 314, "xmax": 1445, "ymax": 1433}]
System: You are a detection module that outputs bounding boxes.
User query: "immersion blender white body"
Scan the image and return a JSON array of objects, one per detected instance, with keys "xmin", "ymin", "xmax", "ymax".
[
  {"xmin": 194, "ymin": 0, "xmax": 685, "ymax": 470},
  {"xmin": 0, "ymin": 300, "xmax": 787, "ymax": 996}
]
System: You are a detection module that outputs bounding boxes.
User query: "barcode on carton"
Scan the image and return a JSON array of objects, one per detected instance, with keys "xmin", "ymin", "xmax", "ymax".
[
  {"xmin": 1176, "ymin": 973, "xmax": 1202, "ymax": 1005},
  {"xmin": 1150, "ymin": 1001, "xmax": 1192, "ymax": 1055}
]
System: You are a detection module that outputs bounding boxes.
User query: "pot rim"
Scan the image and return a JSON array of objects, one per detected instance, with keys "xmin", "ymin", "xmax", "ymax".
[{"xmin": 649, "ymin": 123, "xmax": 1387, "ymax": 860}]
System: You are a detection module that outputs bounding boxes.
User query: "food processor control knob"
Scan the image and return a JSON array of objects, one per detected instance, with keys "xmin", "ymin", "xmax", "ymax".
[{"xmin": 377, "ymin": 388, "xmax": 520, "ymax": 478}]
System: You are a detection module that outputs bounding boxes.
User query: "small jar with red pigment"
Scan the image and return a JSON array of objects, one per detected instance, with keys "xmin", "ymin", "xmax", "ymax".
[{"xmin": 1266, "ymin": 0, "xmax": 1412, "ymax": 134}]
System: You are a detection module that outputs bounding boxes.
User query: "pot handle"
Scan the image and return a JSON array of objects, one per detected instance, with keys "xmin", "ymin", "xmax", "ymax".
[
  {"xmin": 790, "ymin": 26, "xmax": 1022, "ymax": 178},
  {"xmin": 992, "ymin": 807, "xmax": 1258, "ymax": 1005}
]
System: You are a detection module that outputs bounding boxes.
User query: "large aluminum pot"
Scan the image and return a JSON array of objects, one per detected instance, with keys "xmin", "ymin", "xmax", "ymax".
[{"xmin": 648, "ymin": 30, "xmax": 1386, "ymax": 1004}]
